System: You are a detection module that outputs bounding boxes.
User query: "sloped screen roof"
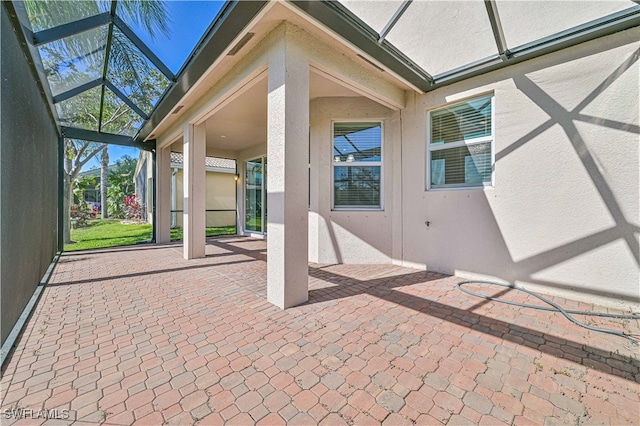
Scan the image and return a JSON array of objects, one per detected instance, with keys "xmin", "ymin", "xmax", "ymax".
[
  {"xmin": 339, "ymin": 0, "xmax": 638, "ymax": 80},
  {"xmin": 8, "ymin": 0, "xmax": 640, "ymax": 143},
  {"xmin": 13, "ymin": 0, "xmax": 225, "ymax": 141}
]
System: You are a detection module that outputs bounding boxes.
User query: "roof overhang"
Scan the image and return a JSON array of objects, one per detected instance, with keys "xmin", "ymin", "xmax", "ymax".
[
  {"xmin": 138, "ymin": 0, "xmax": 640, "ymax": 144},
  {"xmin": 136, "ymin": 0, "xmax": 270, "ymax": 142}
]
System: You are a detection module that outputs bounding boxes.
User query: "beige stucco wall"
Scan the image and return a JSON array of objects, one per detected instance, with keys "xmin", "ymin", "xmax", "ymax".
[
  {"xmin": 135, "ymin": 151, "xmax": 154, "ymax": 222},
  {"xmin": 309, "ymin": 96, "xmax": 401, "ymax": 264},
  {"xmin": 400, "ymin": 28, "xmax": 639, "ymax": 307},
  {"xmin": 173, "ymin": 170, "xmax": 236, "ymax": 228},
  {"xmin": 147, "ymin": 9, "xmax": 638, "ymax": 307}
]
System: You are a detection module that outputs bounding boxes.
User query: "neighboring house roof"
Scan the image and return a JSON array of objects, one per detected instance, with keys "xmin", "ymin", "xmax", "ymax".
[
  {"xmin": 78, "ymin": 164, "xmax": 119, "ymax": 179},
  {"xmin": 170, "ymin": 152, "xmax": 236, "ymax": 173}
]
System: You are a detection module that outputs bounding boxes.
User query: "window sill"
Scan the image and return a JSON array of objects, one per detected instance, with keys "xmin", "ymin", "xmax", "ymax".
[
  {"xmin": 331, "ymin": 207, "xmax": 385, "ymax": 212},
  {"xmin": 426, "ymin": 185, "xmax": 494, "ymax": 192}
]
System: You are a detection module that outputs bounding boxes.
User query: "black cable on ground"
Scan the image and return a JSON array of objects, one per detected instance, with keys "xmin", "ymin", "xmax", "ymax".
[{"xmin": 457, "ymin": 280, "xmax": 640, "ymax": 338}]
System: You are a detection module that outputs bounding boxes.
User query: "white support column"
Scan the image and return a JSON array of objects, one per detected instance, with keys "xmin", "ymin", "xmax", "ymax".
[
  {"xmin": 156, "ymin": 146, "xmax": 171, "ymax": 243},
  {"xmin": 183, "ymin": 123, "xmax": 206, "ymax": 260},
  {"xmin": 267, "ymin": 32, "xmax": 310, "ymax": 309}
]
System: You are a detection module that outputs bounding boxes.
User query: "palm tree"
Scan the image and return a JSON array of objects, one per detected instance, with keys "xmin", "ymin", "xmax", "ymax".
[
  {"xmin": 100, "ymin": 147, "xmax": 109, "ymax": 219},
  {"xmin": 23, "ymin": 0, "xmax": 171, "ymax": 243}
]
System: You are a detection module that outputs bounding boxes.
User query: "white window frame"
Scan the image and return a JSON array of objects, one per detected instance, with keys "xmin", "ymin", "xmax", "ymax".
[
  {"xmin": 426, "ymin": 94, "xmax": 495, "ymax": 191},
  {"xmin": 244, "ymin": 155, "xmax": 267, "ymax": 236},
  {"xmin": 331, "ymin": 120, "xmax": 384, "ymax": 211}
]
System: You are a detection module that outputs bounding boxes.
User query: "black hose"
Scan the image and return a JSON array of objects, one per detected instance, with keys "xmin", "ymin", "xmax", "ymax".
[{"xmin": 457, "ymin": 280, "xmax": 640, "ymax": 338}]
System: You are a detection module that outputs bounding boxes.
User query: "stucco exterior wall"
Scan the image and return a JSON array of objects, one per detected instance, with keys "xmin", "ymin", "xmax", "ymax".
[
  {"xmin": 173, "ymin": 170, "xmax": 236, "ymax": 228},
  {"xmin": 309, "ymin": 97, "xmax": 401, "ymax": 264},
  {"xmin": 148, "ymin": 11, "xmax": 638, "ymax": 308},
  {"xmin": 134, "ymin": 151, "xmax": 155, "ymax": 223},
  {"xmin": 134, "ymin": 156, "xmax": 149, "ymax": 220},
  {"xmin": 1, "ymin": 8, "xmax": 59, "ymax": 345},
  {"xmin": 400, "ymin": 29, "xmax": 639, "ymax": 307}
]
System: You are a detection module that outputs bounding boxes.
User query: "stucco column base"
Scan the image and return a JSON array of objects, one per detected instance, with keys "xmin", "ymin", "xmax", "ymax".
[{"xmin": 266, "ymin": 29, "xmax": 309, "ymax": 309}]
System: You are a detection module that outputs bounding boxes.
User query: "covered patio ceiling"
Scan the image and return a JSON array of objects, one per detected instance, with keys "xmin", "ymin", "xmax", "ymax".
[
  {"xmin": 6, "ymin": 0, "xmax": 640, "ymax": 147},
  {"xmin": 168, "ymin": 70, "xmax": 363, "ymax": 154}
]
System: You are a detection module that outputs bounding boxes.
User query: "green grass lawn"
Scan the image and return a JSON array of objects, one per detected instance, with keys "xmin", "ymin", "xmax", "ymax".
[
  {"xmin": 65, "ymin": 219, "xmax": 152, "ymax": 251},
  {"xmin": 65, "ymin": 219, "xmax": 236, "ymax": 251},
  {"xmin": 170, "ymin": 225, "xmax": 236, "ymax": 241}
]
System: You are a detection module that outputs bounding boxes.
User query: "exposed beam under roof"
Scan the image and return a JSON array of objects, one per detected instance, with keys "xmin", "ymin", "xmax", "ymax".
[
  {"xmin": 98, "ymin": 1, "xmax": 117, "ymax": 132},
  {"xmin": 62, "ymin": 126, "xmax": 155, "ymax": 150},
  {"xmin": 52, "ymin": 78, "xmax": 103, "ymax": 104},
  {"xmin": 113, "ymin": 15, "xmax": 176, "ymax": 82},
  {"xmin": 4, "ymin": 1, "xmax": 59, "ymax": 134},
  {"xmin": 32, "ymin": 12, "xmax": 111, "ymax": 46},
  {"xmin": 105, "ymin": 79, "xmax": 149, "ymax": 120},
  {"xmin": 484, "ymin": 0, "xmax": 509, "ymax": 59}
]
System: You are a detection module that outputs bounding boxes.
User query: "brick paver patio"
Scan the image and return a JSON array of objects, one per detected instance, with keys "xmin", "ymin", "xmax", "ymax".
[{"xmin": 1, "ymin": 236, "xmax": 638, "ymax": 425}]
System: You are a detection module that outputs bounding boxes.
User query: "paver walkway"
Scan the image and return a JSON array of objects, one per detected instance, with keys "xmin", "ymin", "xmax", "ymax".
[{"xmin": 1, "ymin": 236, "xmax": 638, "ymax": 425}]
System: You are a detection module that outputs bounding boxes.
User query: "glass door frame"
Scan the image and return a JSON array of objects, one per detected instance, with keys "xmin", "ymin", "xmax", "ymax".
[{"xmin": 244, "ymin": 155, "xmax": 267, "ymax": 237}]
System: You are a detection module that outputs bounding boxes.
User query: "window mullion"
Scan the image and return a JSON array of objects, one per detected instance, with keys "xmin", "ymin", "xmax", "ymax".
[
  {"xmin": 427, "ymin": 94, "xmax": 494, "ymax": 189},
  {"xmin": 429, "ymin": 136, "xmax": 493, "ymax": 151}
]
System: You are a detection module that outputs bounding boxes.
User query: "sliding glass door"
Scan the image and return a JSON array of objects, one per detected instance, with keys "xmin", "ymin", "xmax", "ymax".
[{"xmin": 245, "ymin": 156, "xmax": 267, "ymax": 234}]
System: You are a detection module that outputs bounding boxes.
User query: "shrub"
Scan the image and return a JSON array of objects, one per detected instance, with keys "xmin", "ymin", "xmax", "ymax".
[
  {"xmin": 124, "ymin": 195, "xmax": 143, "ymax": 221},
  {"xmin": 71, "ymin": 202, "xmax": 94, "ymax": 228}
]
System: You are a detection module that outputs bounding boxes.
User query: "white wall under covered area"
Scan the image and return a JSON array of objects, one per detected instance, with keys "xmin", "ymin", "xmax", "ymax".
[
  {"xmin": 172, "ymin": 170, "xmax": 236, "ymax": 228},
  {"xmin": 309, "ymin": 96, "xmax": 401, "ymax": 265}
]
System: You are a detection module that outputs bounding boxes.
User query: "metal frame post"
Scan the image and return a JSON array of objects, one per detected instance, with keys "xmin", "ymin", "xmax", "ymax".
[
  {"xmin": 152, "ymin": 148, "xmax": 157, "ymax": 243},
  {"xmin": 57, "ymin": 136, "xmax": 64, "ymax": 252}
]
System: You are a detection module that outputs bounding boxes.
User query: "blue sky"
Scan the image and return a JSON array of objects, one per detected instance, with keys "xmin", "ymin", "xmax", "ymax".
[
  {"xmin": 121, "ymin": 1, "xmax": 226, "ymax": 73},
  {"xmin": 85, "ymin": 145, "xmax": 142, "ymax": 170},
  {"xmin": 88, "ymin": 1, "xmax": 226, "ymax": 169}
]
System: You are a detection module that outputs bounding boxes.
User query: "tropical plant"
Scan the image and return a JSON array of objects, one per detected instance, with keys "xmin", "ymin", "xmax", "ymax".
[
  {"xmin": 71, "ymin": 202, "xmax": 94, "ymax": 228},
  {"xmin": 23, "ymin": 1, "xmax": 169, "ymax": 36},
  {"xmin": 124, "ymin": 195, "xmax": 143, "ymax": 221},
  {"xmin": 63, "ymin": 141, "xmax": 106, "ymax": 242},
  {"xmin": 107, "ymin": 186, "xmax": 127, "ymax": 218},
  {"xmin": 23, "ymin": 0, "xmax": 170, "ymax": 242},
  {"xmin": 73, "ymin": 174, "xmax": 97, "ymax": 204},
  {"xmin": 107, "ymin": 155, "xmax": 138, "ymax": 218},
  {"xmin": 69, "ymin": 174, "xmax": 95, "ymax": 228}
]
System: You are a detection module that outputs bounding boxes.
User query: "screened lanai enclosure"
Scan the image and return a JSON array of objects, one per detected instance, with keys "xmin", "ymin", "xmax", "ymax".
[
  {"xmin": 7, "ymin": 0, "xmax": 639, "ymax": 146},
  {"xmin": 2, "ymin": 0, "xmax": 639, "ymax": 356}
]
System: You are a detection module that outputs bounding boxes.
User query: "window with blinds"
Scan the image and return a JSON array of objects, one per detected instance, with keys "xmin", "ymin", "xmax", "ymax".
[
  {"xmin": 333, "ymin": 122, "xmax": 382, "ymax": 209},
  {"xmin": 428, "ymin": 94, "xmax": 494, "ymax": 189}
]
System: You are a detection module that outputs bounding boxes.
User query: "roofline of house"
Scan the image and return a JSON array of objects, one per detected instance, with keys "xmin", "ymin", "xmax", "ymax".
[
  {"xmin": 78, "ymin": 164, "xmax": 119, "ymax": 178},
  {"xmin": 5, "ymin": 0, "xmax": 639, "ymax": 147},
  {"xmin": 170, "ymin": 163, "xmax": 235, "ymax": 174},
  {"xmin": 137, "ymin": 0, "xmax": 640, "ymax": 143},
  {"xmin": 136, "ymin": 0, "xmax": 270, "ymax": 142}
]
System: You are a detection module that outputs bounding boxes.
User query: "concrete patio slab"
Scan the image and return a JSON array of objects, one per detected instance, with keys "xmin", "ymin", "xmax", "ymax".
[{"xmin": 1, "ymin": 236, "xmax": 638, "ymax": 425}]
